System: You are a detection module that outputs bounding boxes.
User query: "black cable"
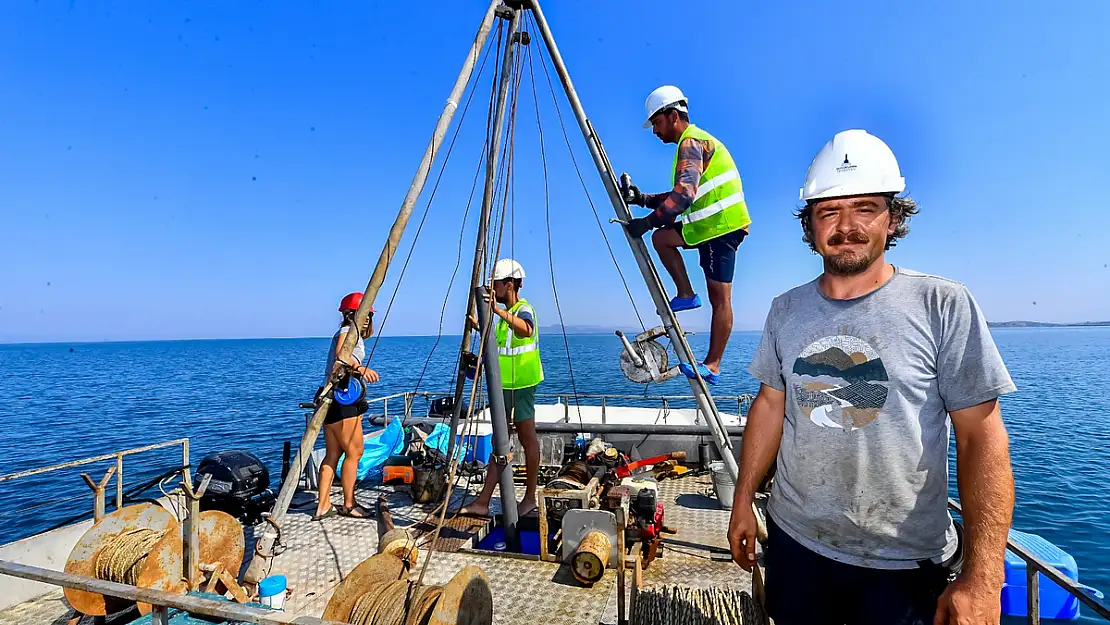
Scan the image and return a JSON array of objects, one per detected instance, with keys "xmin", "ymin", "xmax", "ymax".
[
  {"xmin": 526, "ymin": 43, "xmax": 584, "ymax": 429},
  {"xmin": 410, "ymin": 25, "xmax": 505, "ymax": 396},
  {"xmin": 367, "ymin": 21, "xmax": 501, "ymax": 362},
  {"xmin": 527, "ymin": 13, "xmax": 647, "ymax": 331}
]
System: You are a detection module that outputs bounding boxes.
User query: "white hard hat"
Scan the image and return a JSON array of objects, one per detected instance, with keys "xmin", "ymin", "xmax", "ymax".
[
  {"xmin": 799, "ymin": 129, "xmax": 906, "ymax": 202},
  {"xmin": 643, "ymin": 85, "xmax": 688, "ymax": 128},
  {"xmin": 492, "ymin": 258, "xmax": 525, "ymax": 281}
]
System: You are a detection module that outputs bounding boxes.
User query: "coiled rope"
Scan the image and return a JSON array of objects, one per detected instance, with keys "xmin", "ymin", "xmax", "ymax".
[
  {"xmin": 348, "ymin": 580, "xmax": 443, "ymax": 625},
  {"xmin": 94, "ymin": 528, "xmax": 166, "ymax": 586},
  {"xmin": 632, "ymin": 585, "xmax": 765, "ymax": 625}
]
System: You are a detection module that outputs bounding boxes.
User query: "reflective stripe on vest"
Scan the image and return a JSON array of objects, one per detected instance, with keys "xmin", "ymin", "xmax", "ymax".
[
  {"xmin": 495, "ymin": 298, "xmax": 544, "ymax": 389},
  {"xmin": 498, "ymin": 342, "xmax": 538, "ymax": 356},
  {"xmin": 673, "ymin": 125, "xmax": 751, "ymax": 247}
]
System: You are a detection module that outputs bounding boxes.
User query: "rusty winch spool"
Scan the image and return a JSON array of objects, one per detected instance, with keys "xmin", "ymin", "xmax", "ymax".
[
  {"xmin": 63, "ymin": 503, "xmax": 245, "ymax": 617},
  {"xmin": 324, "ymin": 554, "xmax": 493, "ymax": 625}
]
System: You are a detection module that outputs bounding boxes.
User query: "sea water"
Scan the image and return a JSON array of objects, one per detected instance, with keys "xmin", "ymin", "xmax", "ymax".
[{"xmin": 1, "ymin": 328, "xmax": 1108, "ymax": 621}]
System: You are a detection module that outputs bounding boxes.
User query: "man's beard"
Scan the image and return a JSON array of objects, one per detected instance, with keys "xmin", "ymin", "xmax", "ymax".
[{"xmin": 822, "ymin": 231, "xmax": 882, "ymax": 276}]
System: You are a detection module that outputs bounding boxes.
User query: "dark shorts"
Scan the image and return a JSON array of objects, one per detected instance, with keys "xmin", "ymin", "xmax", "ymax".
[
  {"xmin": 764, "ymin": 515, "xmax": 958, "ymax": 625},
  {"xmin": 317, "ymin": 386, "xmax": 367, "ymax": 425},
  {"xmin": 666, "ymin": 222, "xmax": 747, "ymax": 283},
  {"xmin": 502, "ymin": 385, "xmax": 536, "ymax": 423}
]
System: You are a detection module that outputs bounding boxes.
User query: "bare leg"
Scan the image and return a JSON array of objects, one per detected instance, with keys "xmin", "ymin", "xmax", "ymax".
[
  {"xmin": 337, "ymin": 417, "xmax": 365, "ymax": 509},
  {"xmin": 315, "ymin": 422, "xmax": 343, "ymax": 517},
  {"xmin": 515, "ymin": 418, "xmax": 539, "ymax": 516},
  {"xmin": 457, "ymin": 408, "xmax": 515, "ymax": 517},
  {"xmin": 652, "ymin": 227, "xmax": 695, "ymax": 299},
  {"xmin": 457, "ymin": 462, "xmax": 499, "ymax": 517},
  {"xmin": 703, "ymin": 278, "xmax": 733, "ymax": 375}
]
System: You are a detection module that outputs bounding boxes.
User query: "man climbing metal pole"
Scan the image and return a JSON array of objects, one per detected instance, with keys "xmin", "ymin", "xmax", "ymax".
[{"xmin": 622, "ymin": 85, "xmax": 751, "ymax": 385}]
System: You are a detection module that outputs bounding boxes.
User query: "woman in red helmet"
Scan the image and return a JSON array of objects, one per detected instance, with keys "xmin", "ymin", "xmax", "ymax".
[{"xmin": 312, "ymin": 292, "xmax": 380, "ymax": 521}]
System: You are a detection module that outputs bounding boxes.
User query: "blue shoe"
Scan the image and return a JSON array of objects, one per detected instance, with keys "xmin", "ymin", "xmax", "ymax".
[
  {"xmin": 679, "ymin": 362, "xmax": 720, "ymax": 385},
  {"xmin": 670, "ymin": 294, "xmax": 702, "ymax": 312}
]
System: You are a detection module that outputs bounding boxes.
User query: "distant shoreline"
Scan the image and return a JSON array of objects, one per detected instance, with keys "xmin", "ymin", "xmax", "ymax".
[
  {"xmin": 4, "ymin": 324, "xmax": 1107, "ymax": 346},
  {"xmin": 988, "ymin": 321, "xmax": 1110, "ymax": 328}
]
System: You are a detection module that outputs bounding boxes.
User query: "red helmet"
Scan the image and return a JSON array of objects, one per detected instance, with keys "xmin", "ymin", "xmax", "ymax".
[{"xmin": 338, "ymin": 292, "xmax": 373, "ymax": 313}]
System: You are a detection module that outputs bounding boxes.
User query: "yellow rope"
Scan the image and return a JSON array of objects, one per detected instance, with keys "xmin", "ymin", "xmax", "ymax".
[
  {"xmin": 94, "ymin": 528, "xmax": 166, "ymax": 586},
  {"xmin": 348, "ymin": 581, "xmax": 442, "ymax": 625}
]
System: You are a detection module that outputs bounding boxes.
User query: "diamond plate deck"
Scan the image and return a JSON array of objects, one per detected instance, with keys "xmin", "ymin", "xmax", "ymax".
[
  {"xmin": 269, "ymin": 472, "xmax": 751, "ymax": 625},
  {"xmin": 0, "ymin": 469, "xmax": 753, "ymax": 624}
]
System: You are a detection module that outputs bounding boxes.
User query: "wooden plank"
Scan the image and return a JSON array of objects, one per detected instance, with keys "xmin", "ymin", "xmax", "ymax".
[{"xmin": 615, "ymin": 507, "xmax": 626, "ymax": 625}]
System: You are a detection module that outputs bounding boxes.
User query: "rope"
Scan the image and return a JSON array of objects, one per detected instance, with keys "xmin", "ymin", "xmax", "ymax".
[
  {"xmin": 412, "ymin": 17, "xmax": 528, "ymax": 591},
  {"xmin": 349, "ymin": 580, "xmax": 409, "ymax": 625},
  {"xmin": 525, "ymin": 34, "xmax": 585, "ymax": 430},
  {"xmin": 94, "ymin": 528, "xmax": 165, "ymax": 586},
  {"xmin": 526, "ymin": 12, "xmax": 647, "ymax": 332},
  {"xmin": 631, "ymin": 585, "xmax": 763, "ymax": 625}
]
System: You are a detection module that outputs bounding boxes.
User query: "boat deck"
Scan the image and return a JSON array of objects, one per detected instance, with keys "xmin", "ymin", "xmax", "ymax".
[
  {"xmin": 275, "ymin": 473, "xmax": 752, "ymax": 624},
  {"xmin": 0, "ymin": 472, "xmax": 753, "ymax": 625}
]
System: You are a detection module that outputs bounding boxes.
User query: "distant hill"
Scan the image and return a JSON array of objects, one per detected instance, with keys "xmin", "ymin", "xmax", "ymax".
[
  {"xmin": 540, "ymin": 324, "xmax": 614, "ymax": 335},
  {"xmin": 988, "ymin": 321, "xmax": 1110, "ymax": 328}
]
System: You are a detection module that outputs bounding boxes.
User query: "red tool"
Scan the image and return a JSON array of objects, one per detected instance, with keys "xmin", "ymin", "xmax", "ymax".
[{"xmin": 614, "ymin": 451, "xmax": 687, "ymax": 479}]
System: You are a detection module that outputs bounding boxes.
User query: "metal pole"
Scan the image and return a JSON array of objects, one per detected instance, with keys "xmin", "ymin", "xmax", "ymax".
[
  {"xmin": 115, "ymin": 455, "xmax": 124, "ymax": 510},
  {"xmin": 447, "ymin": 4, "xmax": 521, "ymax": 466},
  {"xmin": 245, "ymin": 0, "xmax": 503, "ymax": 584},
  {"xmin": 182, "ymin": 438, "xmax": 190, "ymax": 486},
  {"xmin": 527, "ymin": 0, "xmax": 739, "ymax": 483},
  {"xmin": 474, "ymin": 285, "xmax": 520, "ymax": 551}
]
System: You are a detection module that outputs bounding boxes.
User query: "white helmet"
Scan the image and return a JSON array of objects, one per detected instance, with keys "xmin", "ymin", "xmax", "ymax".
[
  {"xmin": 643, "ymin": 85, "xmax": 688, "ymax": 128},
  {"xmin": 799, "ymin": 129, "xmax": 906, "ymax": 202},
  {"xmin": 492, "ymin": 258, "xmax": 525, "ymax": 281}
]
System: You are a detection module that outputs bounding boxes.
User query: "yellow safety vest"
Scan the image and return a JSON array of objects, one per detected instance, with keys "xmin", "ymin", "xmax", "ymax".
[
  {"xmin": 673, "ymin": 125, "xmax": 750, "ymax": 246},
  {"xmin": 496, "ymin": 298, "xmax": 543, "ymax": 390}
]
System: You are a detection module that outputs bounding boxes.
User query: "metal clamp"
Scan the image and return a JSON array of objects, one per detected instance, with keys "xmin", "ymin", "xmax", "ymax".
[
  {"xmin": 179, "ymin": 474, "xmax": 212, "ymax": 591},
  {"xmin": 80, "ymin": 466, "xmax": 117, "ymax": 522},
  {"xmin": 616, "ymin": 328, "xmax": 680, "ymax": 384}
]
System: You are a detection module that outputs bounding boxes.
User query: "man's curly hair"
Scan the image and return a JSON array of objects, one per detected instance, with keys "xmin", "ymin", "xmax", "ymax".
[{"xmin": 794, "ymin": 194, "xmax": 919, "ymax": 252}]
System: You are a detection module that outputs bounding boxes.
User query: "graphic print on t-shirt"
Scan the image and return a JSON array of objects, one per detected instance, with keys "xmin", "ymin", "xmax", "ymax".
[{"xmin": 791, "ymin": 334, "xmax": 889, "ymax": 430}]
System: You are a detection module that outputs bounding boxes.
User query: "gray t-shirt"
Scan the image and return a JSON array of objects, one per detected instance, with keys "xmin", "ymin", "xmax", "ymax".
[
  {"xmin": 322, "ymin": 325, "xmax": 366, "ymax": 385},
  {"xmin": 748, "ymin": 267, "xmax": 1016, "ymax": 569}
]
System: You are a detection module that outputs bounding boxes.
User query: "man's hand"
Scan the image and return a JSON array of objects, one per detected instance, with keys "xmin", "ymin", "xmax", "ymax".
[
  {"xmin": 727, "ymin": 495, "xmax": 759, "ymax": 571},
  {"xmin": 933, "ymin": 576, "xmax": 1001, "ymax": 625},
  {"xmin": 623, "ymin": 183, "xmax": 644, "ymax": 206},
  {"xmin": 624, "ymin": 216, "xmax": 654, "ymax": 238}
]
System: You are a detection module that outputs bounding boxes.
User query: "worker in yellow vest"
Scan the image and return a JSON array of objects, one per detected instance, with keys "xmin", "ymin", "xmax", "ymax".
[
  {"xmin": 623, "ymin": 85, "xmax": 751, "ymax": 385},
  {"xmin": 456, "ymin": 258, "xmax": 543, "ymax": 519}
]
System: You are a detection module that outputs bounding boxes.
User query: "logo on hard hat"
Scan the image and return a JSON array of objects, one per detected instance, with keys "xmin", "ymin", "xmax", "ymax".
[{"xmin": 836, "ymin": 154, "xmax": 857, "ymax": 174}]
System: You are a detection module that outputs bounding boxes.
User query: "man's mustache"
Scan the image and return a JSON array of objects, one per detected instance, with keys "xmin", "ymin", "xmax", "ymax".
[{"xmin": 828, "ymin": 231, "xmax": 870, "ymax": 246}]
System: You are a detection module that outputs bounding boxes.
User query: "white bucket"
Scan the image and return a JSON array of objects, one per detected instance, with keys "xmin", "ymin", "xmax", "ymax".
[
  {"xmin": 258, "ymin": 575, "xmax": 287, "ymax": 610},
  {"xmin": 710, "ymin": 461, "xmax": 734, "ymax": 510}
]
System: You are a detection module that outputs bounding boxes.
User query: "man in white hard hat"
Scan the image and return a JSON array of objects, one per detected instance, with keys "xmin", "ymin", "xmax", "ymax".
[
  {"xmin": 622, "ymin": 85, "xmax": 750, "ymax": 385},
  {"xmin": 727, "ymin": 130, "xmax": 1015, "ymax": 624},
  {"xmin": 457, "ymin": 259, "xmax": 544, "ymax": 519}
]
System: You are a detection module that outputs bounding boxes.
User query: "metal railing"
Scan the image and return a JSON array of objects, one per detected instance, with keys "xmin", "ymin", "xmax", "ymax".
[
  {"xmin": 301, "ymin": 390, "xmax": 754, "ymax": 424},
  {"xmin": 948, "ymin": 499, "xmax": 1110, "ymax": 623},
  {"xmin": 0, "ymin": 560, "xmax": 340, "ymax": 625},
  {"xmin": 0, "ymin": 439, "xmax": 190, "ymax": 523}
]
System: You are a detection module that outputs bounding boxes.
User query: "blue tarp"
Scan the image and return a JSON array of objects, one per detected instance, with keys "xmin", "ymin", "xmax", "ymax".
[
  {"xmin": 424, "ymin": 422, "xmax": 472, "ymax": 464},
  {"xmin": 339, "ymin": 418, "xmax": 405, "ymax": 482}
]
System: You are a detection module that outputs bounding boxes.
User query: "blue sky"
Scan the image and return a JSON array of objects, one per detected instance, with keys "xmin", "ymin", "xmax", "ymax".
[{"xmin": 1, "ymin": 1, "xmax": 1108, "ymax": 343}]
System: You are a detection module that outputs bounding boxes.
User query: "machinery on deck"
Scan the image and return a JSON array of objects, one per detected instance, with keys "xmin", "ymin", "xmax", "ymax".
[{"xmin": 537, "ymin": 438, "xmax": 682, "ymax": 577}]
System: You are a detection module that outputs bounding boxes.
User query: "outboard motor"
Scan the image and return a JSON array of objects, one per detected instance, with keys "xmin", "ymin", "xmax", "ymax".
[{"xmin": 195, "ymin": 450, "xmax": 275, "ymax": 524}]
